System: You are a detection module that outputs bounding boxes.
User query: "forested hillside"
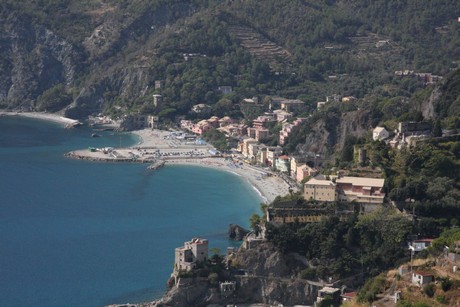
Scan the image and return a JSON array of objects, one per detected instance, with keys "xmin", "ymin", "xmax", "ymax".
[{"xmin": 0, "ymin": 0, "xmax": 458, "ymax": 119}]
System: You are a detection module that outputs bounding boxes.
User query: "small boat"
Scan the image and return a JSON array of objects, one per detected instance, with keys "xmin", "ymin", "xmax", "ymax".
[{"xmin": 91, "ymin": 133, "xmax": 101, "ymax": 138}]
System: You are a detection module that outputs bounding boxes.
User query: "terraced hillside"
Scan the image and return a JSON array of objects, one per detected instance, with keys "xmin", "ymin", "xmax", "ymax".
[{"xmin": 228, "ymin": 25, "xmax": 292, "ymax": 72}]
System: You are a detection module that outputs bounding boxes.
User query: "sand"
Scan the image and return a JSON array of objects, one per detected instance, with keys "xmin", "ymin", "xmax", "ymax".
[{"xmin": 131, "ymin": 129, "xmax": 295, "ymax": 203}]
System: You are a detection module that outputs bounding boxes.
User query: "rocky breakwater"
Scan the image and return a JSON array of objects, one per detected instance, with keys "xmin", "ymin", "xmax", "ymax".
[
  {"xmin": 65, "ymin": 148, "xmax": 156, "ymax": 164},
  {"xmin": 149, "ymin": 241, "xmax": 317, "ymax": 307}
]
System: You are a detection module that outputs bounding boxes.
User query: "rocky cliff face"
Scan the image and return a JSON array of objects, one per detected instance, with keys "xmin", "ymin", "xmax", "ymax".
[
  {"xmin": 295, "ymin": 108, "xmax": 374, "ymax": 159},
  {"xmin": 154, "ymin": 242, "xmax": 316, "ymax": 307},
  {"xmin": 0, "ymin": 2, "xmax": 195, "ymax": 118},
  {"xmin": 0, "ymin": 10, "xmax": 82, "ymax": 110}
]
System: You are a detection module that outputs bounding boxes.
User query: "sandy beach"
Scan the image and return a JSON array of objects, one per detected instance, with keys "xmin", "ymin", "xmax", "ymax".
[{"xmin": 132, "ymin": 129, "xmax": 294, "ymax": 203}]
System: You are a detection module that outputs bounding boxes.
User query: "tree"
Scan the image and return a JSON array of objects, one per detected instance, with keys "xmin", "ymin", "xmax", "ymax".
[{"xmin": 249, "ymin": 213, "xmax": 261, "ymax": 236}]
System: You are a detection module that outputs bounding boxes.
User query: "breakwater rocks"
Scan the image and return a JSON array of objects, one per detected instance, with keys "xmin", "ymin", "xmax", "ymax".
[{"xmin": 64, "ymin": 151, "xmax": 155, "ymax": 164}]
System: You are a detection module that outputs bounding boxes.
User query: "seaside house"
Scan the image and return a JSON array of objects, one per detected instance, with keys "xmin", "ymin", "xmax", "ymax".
[
  {"xmin": 275, "ymin": 155, "xmax": 290, "ymax": 173},
  {"xmin": 174, "ymin": 238, "xmax": 208, "ymax": 274},
  {"xmin": 296, "ymin": 164, "xmax": 318, "ymax": 183},
  {"xmin": 266, "ymin": 146, "xmax": 283, "ymax": 167},
  {"xmin": 241, "ymin": 138, "xmax": 258, "ymax": 158}
]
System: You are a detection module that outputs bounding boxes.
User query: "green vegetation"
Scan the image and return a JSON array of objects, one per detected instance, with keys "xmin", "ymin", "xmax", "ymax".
[
  {"xmin": 423, "ymin": 283, "xmax": 436, "ymax": 298},
  {"xmin": 357, "ymin": 274, "xmax": 387, "ymax": 303},
  {"xmin": 36, "ymin": 84, "xmax": 72, "ymax": 112},
  {"xmin": 266, "ymin": 207, "xmax": 412, "ymax": 280},
  {"xmin": 202, "ymin": 128, "xmax": 230, "ymax": 151}
]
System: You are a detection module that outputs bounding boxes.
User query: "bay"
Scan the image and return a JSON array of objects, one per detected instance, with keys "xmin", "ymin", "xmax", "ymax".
[{"xmin": 0, "ymin": 116, "xmax": 261, "ymax": 307}]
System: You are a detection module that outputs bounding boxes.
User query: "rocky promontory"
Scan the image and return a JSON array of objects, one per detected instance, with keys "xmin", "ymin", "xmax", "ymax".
[{"xmin": 148, "ymin": 241, "xmax": 322, "ymax": 307}]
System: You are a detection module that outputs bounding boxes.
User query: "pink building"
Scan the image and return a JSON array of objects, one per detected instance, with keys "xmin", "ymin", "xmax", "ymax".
[{"xmin": 296, "ymin": 164, "xmax": 318, "ymax": 183}]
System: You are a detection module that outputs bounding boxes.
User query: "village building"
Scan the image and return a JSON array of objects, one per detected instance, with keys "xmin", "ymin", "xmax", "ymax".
[
  {"xmin": 272, "ymin": 109, "xmax": 293, "ymax": 122},
  {"xmin": 373, "ymin": 126, "xmax": 390, "ymax": 141},
  {"xmin": 218, "ymin": 116, "xmax": 234, "ymax": 127},
  {"xmin": 409, "ymin": 238, "xmax": 434, "ymax": 252},
  {"xmin": 120, "ymin": 113, "xmax": 158, "ymax": 130},
  {"xmin": 252, "ymin": 115, "xmax": 275, "ymax": 128},
  {"xmin": 217, "ymin": 86, "xmax": 232, "ymax": 94},
  {"xmin": 341, "ymin": 291, "xmax": 357, "ymax": 303},
  {"xmin": 154, "ymin": 80, "xmax": 164, "ymax": 89},
  {"xmin": 266, "ymin": 146, "xmax": 283, "ymax": 166},
  {"xmin": 275, "ymin": 155, "xmax": 290, "ymax": 173},
  {"xmin": 317, "ymin": 101, "xmax": 326, "ymax": 109},
  {"xmin": 279, "ymin": 118, "xmax": 307, "ymax": 145},
  {"xmin": 342, "ymin": 96, "xmax": 357, "ymax": 103},
  {"xmin": 248, "ymin": 142, "xmax": 263, "ymax": 161},
  {"xmin": 304, "ymin": 175, "xmax": 385, "ymax": 206},
  {"xmin": 219, "ymin": 281, "xmax": 236, "ymax": 296},
  {"xmin": 173, "ymin": 238, "xmax": 208, "ymax": 274},
  {"xmin": 412, "ymin": 271, "xmax": 434, "ymax": 287},
  {"xmin": 304, "ymin": 177, "xmax": 338, "ymax": 202},
  {"xmin": 317, "ymin": 286, "xmax": 341, "ymax": 304},
  {"xmin": 296, "ymin": 164, "xmax": 318, "ymax": 183},
  {"xmin": 192, "ymin": 103, "xmax": 212, "ymax": 114},
  {"xmin": 218, "ymin": 123, "xmax": 247, "ymax": 138},
  {"xmin": 280, "ymin": 99, "xmax": 305, "ymax": 113},
  {"xmin": 153, "ymin": 94, "xmax": 162, "ymax": 107},
  {"xmin": 240, "ymin": 138, "xmax": 258, "ymax": 158},
  {"xmin": 335, "ymin": 176, "xmax": 385, "ymax": 205},
  {"xmin": 192, "ymin": 120, "xmax": 213, "ymax": 135}
]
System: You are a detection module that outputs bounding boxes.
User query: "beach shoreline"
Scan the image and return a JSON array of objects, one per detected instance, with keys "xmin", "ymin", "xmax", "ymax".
[
  {"xmin": 0, "ymin": 111, "xmax": 81, "ymax": 126},
  {"xmin": 130, "ymin": 129, "xmax": 293, "ymax": 203}
]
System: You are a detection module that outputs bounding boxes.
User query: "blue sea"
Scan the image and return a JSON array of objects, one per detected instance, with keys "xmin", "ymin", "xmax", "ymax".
[{"xmin": 0, "ymin": 116, "xmax": 262, "ymax": 307}]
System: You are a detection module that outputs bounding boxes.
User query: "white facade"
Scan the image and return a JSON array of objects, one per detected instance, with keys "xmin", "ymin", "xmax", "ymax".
[{"xmin": 373, "ymin": 127, "xmax": 389, "ymax": 141}]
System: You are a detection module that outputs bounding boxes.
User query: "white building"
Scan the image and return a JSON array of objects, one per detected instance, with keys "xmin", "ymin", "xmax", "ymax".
[{"xmin": 373, "ymin": 126, "xmax": 389, "ymax": 141}]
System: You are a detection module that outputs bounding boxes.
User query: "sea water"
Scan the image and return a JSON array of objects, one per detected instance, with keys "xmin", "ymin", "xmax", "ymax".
[{"xmin": 0, "ymin": 116, "xmax": 262, "ymax": 307}]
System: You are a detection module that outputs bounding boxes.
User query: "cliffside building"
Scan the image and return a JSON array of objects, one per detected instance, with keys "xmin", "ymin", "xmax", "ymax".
[
  {"xmin": 174, "ymin": 238, "xmax": 208, "ymax": 274},
  {"xmin": 304, "ymin": 175, "xmax": 385, "ymax": 206},
  {"xmin": 373, "ymin": 126, "xmax": 389, "ymax": 141}
]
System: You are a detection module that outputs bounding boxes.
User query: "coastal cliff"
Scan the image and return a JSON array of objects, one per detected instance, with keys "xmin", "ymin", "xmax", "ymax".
[{"xmin": 151, "ymin": 242, "xmax": 318, "ymax": 307}]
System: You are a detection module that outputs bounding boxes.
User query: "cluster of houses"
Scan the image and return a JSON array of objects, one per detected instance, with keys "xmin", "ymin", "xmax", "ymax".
[
  {"xmin": 373, "ymin": 121, "xmax": 435, "ymax": 148},
  {"xmin": 394, "ymin": 70, "xmax": 443, "ymax": 85}
]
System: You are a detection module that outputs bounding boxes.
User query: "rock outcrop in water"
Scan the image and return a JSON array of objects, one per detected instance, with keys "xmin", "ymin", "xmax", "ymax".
[{"xmin": 228, "ymin": 224, "xmax": 250, "ymax": 241}]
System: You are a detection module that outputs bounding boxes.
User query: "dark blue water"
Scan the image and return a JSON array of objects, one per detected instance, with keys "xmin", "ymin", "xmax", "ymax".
[{"xmin": 0, "ymin": 116, "xmax": 261, "ymax": 307}]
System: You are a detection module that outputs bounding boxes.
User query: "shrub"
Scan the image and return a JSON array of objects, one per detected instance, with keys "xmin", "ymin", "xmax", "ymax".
[
  {"xmin": 440, "ymin": 277, "xmax": 452, "ymax": 292},
  {"xmin": 436, "ymin": 295, "xmax": 448, "ymax": 304},
  {"xmin": 423, "ymin": 283, "xmax": 435, "ymax": 297}
]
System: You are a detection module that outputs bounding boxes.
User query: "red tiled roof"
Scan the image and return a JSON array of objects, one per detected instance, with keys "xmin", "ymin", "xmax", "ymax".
[{"xmin": 341, "ymin": 291, "xmax": 357, "ymax": 298}]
